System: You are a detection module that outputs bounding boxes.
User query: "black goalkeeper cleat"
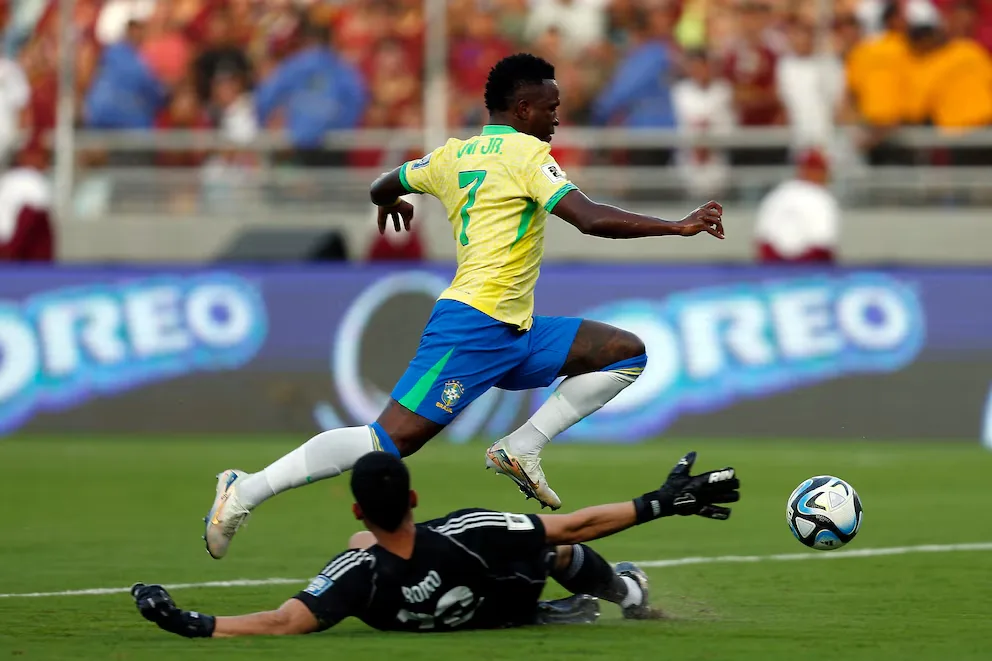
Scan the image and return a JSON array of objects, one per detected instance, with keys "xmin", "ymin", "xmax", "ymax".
[
  {"xmin": 535, "ymin": 594, "xmax": 600, "ymax": 625},
  {"xmin": 615, "ymin": 562, "xmax": 664, "ymax": 620}
]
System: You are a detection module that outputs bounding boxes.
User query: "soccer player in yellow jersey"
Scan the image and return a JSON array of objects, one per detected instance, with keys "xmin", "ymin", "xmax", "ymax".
[{"xmin": 203, "ymin": 54, "xmax": 725, "ymax": 560}]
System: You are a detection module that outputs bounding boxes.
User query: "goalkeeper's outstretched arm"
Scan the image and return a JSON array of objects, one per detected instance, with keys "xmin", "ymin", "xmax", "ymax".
[
  {"xmin": 538, "ymin": 451, "xmax": 740, "ymax": 546},
  {"xmin": 131, "ymin": 583, "xmax": 321, "ymax": 638},
  {"xmin": 210, "ymin": 598, "xmax": 319, "ymax": 637}
]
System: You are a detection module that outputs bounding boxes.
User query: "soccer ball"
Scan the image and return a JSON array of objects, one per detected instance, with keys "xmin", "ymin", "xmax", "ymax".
[{"xmin": 786, "ymin": 476, "xmax": 863, "ymax": 550}]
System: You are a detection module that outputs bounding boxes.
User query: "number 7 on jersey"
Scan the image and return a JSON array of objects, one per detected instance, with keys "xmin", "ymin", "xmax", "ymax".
[{"xmin": 457, "ymin": 170, "xmax": 487, "ymax": 246}]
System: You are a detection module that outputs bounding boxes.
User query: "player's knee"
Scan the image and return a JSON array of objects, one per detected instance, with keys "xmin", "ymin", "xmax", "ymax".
[
  {"xmin": 620, "ymin": 330, "xmax": 647, "ymax": 362},
  {"xmin": 349, "ymin": 531, "xmax": 378, "ymax": 550},
  {"xmin": 374, "ymin": 401, "xmax": 445, "ymax": 457},
  {"xmin": 381, "ymin": 430, "xmax": 425, "ymax": 458},
  {"xmin": 600, "ymin": 330, "xmax": 647, "ymax": 375}
]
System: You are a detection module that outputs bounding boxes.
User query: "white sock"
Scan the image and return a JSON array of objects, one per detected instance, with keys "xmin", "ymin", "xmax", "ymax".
[
  {"xmin": 237, "ymin": 426, "xmax": 377, "ymax": 509},
  {"xmin": 619, "ymin": 576, "xmax": 643, "ymax": 608},
  {"xmin": 504, "ymin": 370, "xmax": 639, "ymax": 457}
]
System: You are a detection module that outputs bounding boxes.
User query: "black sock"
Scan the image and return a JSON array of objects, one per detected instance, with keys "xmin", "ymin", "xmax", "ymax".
[{"xmin": 551, "ymin": 544, "xmax": 629, "ymax": 604}]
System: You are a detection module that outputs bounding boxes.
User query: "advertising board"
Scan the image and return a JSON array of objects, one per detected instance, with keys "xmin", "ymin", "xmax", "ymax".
[{"xmin": 1, "ymin": 265, "xmax": 988, "ymax": 442}]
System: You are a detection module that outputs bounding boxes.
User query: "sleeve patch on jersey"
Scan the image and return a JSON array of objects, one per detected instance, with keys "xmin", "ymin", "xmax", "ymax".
[
  {"xmin": 504, "ymin": 513, "xmax": 536, "ymax": 531},
  {"xmin": 411, "ymin": 153, "xmax": 432, "ymax": 170},
  {"xmin": 304, "ymin": 575, "xmax": 334, "ymax": 597},
  {"xmin": 540, "ymin": 163, "xmax": 567, "ymax": 184}
]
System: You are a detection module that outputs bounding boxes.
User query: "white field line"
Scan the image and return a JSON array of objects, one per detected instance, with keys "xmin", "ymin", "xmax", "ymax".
[
  {"xmin": 0, "ymin": 577, "xmax": 304, "ymax": 599},
  {"xmin": 1, "ymin": 542, "xmax": 990, "ymax": 599},
  {"xmin": 636, "ymin": 541, "xmax": 992, "ymax": 568}
]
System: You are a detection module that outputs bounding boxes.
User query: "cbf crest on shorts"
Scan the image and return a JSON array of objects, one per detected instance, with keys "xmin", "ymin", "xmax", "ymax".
[{"xmin": 436, "ymin": 380, "xmax": 465, "ymax": 414}]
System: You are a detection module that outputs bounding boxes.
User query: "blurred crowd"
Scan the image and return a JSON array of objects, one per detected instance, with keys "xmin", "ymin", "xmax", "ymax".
[
  {"xmin": 1, "ymin": 0, "xmax": 991, "ymax": 168},
  {"xmin": 0, "ymin": 0, "xmax": 988, "ymax": 261}
]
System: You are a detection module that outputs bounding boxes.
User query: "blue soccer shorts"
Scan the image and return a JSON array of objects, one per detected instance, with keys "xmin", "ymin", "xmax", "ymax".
[{"xmin": 391, "ymin": 300, "xmax": 583, "ymax": 424}]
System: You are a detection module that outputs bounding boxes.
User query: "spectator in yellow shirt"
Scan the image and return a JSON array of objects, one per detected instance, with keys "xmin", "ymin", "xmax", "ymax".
[
  {"xmin": 908, "ymin": 16, "xmax": 992, "ymax": 128},
  {"xmin": 907, "ymin": 5, "xmax": 992, "ymax": 165},
  {"xmin": 844, "ymin": 2, "xmax": 913, "ymax": 165}
]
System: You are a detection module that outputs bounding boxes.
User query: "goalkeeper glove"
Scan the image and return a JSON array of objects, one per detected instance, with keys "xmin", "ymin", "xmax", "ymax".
[
  {"xmin": 131, "ymin": 583, "xmax": 216, "ymax": 638},
  {"xmin": 633, "ymin": 451, "xmax": 740, "ymax": 523}
]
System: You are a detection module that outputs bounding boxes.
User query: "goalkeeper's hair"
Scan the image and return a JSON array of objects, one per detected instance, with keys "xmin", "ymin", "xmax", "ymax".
[
  {"xmin": 350, "ymin": 452, "xmax": 411, "ymax": 532},
  {"xmin": 484, "ymin": 53, "xmax": 556, "ymax": 113}
]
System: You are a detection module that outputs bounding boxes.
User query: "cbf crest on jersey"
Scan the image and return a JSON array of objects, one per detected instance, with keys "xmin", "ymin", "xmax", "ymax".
[
  {"xmin": 411, "ymin": 153, "xmax": 432, "ymax": 170},
  {"xmin": 437, "ymin": 380, "xmax": 465, "ymax": 414}
]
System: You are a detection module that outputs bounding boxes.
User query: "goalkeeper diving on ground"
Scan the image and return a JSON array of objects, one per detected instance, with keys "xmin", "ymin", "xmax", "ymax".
[{"xmin": 134, "ymin": 450, "xmax": 739, "ymax": 637}]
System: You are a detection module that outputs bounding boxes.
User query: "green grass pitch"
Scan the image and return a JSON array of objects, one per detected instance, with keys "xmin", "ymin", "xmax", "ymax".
[{"xmin": 1, "ymin": 436, "xmax": 991, "ymax": 660}]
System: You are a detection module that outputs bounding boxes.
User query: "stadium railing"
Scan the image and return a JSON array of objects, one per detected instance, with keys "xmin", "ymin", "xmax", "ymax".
[
  {"xmin": 70, "ymin": 125, "xmax": 992, "ymax": 151},
  {"xmin": 61, "ymin": 125, "xmax": 992, "ymax": 223}
]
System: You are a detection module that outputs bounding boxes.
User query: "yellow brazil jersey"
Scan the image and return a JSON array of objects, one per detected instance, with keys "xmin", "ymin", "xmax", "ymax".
[{"xmin": 398, "ymin": 125, "xmax": 578, "ymax": 331}]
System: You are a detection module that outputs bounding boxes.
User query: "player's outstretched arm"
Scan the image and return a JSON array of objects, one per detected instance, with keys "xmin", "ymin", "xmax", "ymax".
[
  {"xmin": 211, "ymin": 599, "xmax": 320, "ymax": 637},
  {"xmin": 553, "ymin": 190, "xmax": 725, "ymax": 240},
  {"xmin": 370, "ymin": 167, "xmax": 406, "ymax": 206},
  {"xmin": 537, "ymin": 451, "xmax": 739, "ymax": 545},
  {"xmin": 131, "ymin": 583, "xmax": 320, "ymax": 638},
  {"xmin": 369, "ymin": 167, "xmax": 415, "ymax": 235}
]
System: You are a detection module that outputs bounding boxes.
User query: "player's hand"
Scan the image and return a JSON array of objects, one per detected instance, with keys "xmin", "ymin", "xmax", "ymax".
[
  {"xmin": 633, "ymin": 451, "xmax": 740, "ymax": 523},
  {"xmin": 132, "ymin": 582, "xmax": 180, "ymax": 623},
  {"xmin": 131, "ymin": 582, "xmax": 215, "ymax": 638},
  {"xmin": 677, "ymin": 201, "xmax": 724, "ymax": 240},
  {"xmin": 658, "ymin": 451, "xmax": 740, "ymax": 519},
  {"xmin": 377, "ymin": 199, "xmax": 415, "ymax": 234}
]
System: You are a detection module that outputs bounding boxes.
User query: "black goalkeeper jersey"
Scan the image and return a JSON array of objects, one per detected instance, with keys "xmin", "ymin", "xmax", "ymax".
[{"xmin": 293, "ymin": 508, "xmax": 554, "ymax": 633}]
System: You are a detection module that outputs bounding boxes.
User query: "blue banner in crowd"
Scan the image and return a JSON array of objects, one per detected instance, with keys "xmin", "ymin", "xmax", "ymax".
[{"xmin": 0, "ymin": 265, "xmax": 989, "ymax": 440}]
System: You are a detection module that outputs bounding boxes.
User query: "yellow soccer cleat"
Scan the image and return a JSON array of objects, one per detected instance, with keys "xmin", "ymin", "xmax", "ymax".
[
  {"xmin": 485, "ymin": 440, "xmax": 562, "ymax": 510},
  {"xmin": 203, "ymin": 469, "xmax": 251, "ymax": 559}
]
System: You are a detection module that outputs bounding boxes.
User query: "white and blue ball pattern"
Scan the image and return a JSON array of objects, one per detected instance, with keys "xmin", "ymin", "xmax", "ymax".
[{"xmin": 786, "ymin": 476, "xmax": 863, "ymax": 550}]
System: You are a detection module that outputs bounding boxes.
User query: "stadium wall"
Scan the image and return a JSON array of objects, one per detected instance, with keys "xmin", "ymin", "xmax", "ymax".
[
  {"xmin": 56, "ymin": 205, "xmax": 992, "ymax": 264},
  {"xmin": 0, "ymin": 264, "xmax": 989, "ymax": 442}
]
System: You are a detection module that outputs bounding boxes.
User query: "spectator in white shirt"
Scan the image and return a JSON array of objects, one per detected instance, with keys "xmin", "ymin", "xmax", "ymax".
[
  {"xmin": 524, "ymin": 0, "xmax": 609, "ymax": 57},
  {"xmin": 0, "ymin": 135, "xmax": 53, "ymax": 261},
  {"xmin": 211, "ymin": 69, "xmax": 258, "ymax": 146},
  {"xmin": 96, "ymin": 0, "xmax": 156, "ymax": 46},
  {"xmin": 776, "ymin": 19, "xmax": 845, "ymax": 155},
  {"xmin": 0, "ymin": 0, "xmax": 29, "ymax": 167},
  {"xmin": 755, "ymin": 149, "xmax": 839, "ymax": 263},
  {"xmin": 672, "ymin": 49, "xmax": 735, "ymax": 199},
  {"xmin": 200, "ymin": 69, "xmax": 261, "ymax": 213}
]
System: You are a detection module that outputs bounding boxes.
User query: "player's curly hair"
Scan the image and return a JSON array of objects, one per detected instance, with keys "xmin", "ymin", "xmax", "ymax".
[{"xmin": 484, "ymin": 53, "xmax": 556, "ymax": 113}]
